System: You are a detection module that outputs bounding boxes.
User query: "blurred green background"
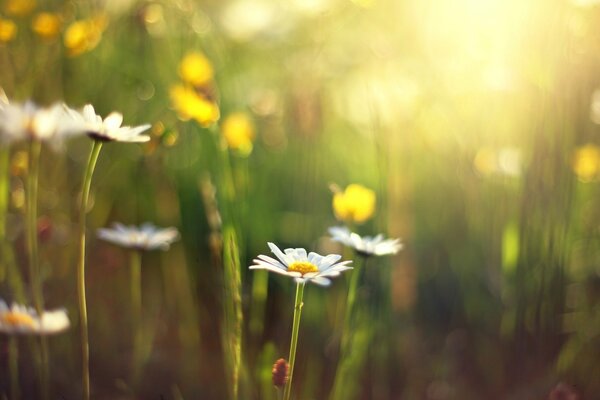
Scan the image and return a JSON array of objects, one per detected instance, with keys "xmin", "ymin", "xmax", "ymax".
[{"xmin": 2, "ymin": 0, "xmax": 600, "ymax": 398}]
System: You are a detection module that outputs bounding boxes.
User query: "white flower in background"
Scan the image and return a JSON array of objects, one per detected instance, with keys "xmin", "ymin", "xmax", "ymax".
[
  {"xmin": 250, "ymin": 242, "xmax": 352, "ymax": 286},
  {"xmin": 329, "ymin": 226, "xmax": 402, "ymax": 257},
  {"xmin": 66, "ymin": 104, "xmax": 151, "ymax": 143},
  {"xmin": 0, "ymin": 300, "xmax": 70, "ymax": 335},
  {"xmin": 590, "ymin": 89, "xmax": 600, "ymax": 125},
  {"xmin": 0, "ymin": 88, "xmax": 7, "ymax": 108},
  {"xmin": 0, "ymin": 101, "xmax": 76, "ymax": 147},
  {"xmin": 97, "ymin": 222, "xmax": 180, "ymax": 251}
]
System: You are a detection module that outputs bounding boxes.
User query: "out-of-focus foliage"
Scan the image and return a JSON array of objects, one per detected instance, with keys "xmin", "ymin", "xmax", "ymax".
[{"xmin": 0, "ymin": 0, "xmax": 600, "ymax": 398}]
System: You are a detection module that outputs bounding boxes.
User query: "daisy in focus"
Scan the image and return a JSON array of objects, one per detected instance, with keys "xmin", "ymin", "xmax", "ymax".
[
  {"xmin": 250, "ymin": 242, "xmax": 352, "ymax": 286},
  {"xmin": 97, "ymin": 222, "xmax": 180, "ymax": 251},
  {"xmin": 329, "ymin": 226, "xmax": 402, "ymax": 257},
  {"xmin": 0, "ymin": 300, "xmax": 70, "ymax": 335},
  {"xmin": 65, "ymin": 104, "xmax": 151, "ymax": 143}
]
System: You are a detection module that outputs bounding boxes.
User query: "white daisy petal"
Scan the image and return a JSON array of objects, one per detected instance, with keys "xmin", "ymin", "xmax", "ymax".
[
  {"xmin": 256, "ymin": 254, "xmax": 286, "ymax": 268},
  {"xmin": 268, "ymin": 242, "xmax": 291, "ymax": 266},
  {"xmin": 309, "ymin": 276, "xmax": 331, "ymax": 286}
]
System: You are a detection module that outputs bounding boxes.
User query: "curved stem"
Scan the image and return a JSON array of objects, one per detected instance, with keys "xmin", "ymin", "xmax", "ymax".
[
  {"xmin": 283, "ymin": 281, "xmax": 306, "ymax": 400},
  {"xmin": 77, "ymin": 140, "xmax": 103, "ymax": 400}
]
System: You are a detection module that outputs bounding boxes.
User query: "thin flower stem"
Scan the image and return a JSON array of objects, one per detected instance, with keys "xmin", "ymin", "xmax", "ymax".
[
  {"xmin": 77, "ymin": 140, "xmax": 103, "ymax": 400},
  {"xmin": 330, "ymin": 255, "xmax": 369, "ymax": 400},
  {"xmin": 340, "ymin": 256, "xmax": 367, "ymax": 349},
  {"xmin": 0, "ymin": 147, "xmax": 9, "ymax": 242},
  {"xmin": 26, "ymin": 139, "xmax": 49, "ymax": 400},
  {"xmin": 130, "ymin": 249, "xmax": 143, "ymax": 385},
  {"xmin": 9, "ymin": 336, "xmax": 19, "ymax": 400},
  {"xmin": 26, "ymin": 140, "xmax": 42, "ymax": 312},
  {"xmin": 283, "ymin": 281, "xmax": 306, "ymax": 400}
]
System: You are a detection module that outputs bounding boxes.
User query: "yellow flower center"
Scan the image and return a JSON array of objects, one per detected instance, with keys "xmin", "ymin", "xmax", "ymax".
[
  {"xmin": 287, "ymin": 261, "xmax": 318, "ymax": 275},
  {"xmin": 2, "ymin": 311, "xmax": 35, "ymax": 327}
]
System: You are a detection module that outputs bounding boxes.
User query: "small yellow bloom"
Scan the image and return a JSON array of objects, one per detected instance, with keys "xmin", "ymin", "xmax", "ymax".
[
  {"xmin": 63, "ymin": 14, "xmax": 107, "ymax": 57},
  {"xmin": 32, "ymin": 12, "xmax": 61, "ymax": 39},
  {"xmin": 573, "ymin": 144, "xmax": 600, "ymax": 182},
  {"xmin": 179, "ymin": 52, "xmax": 214, "ymax": 87},
  {"xmin": 333, "ymin": 184, "xmax": 376, "ymax": 224},
  {"xmin": 0, "ymin": 18, "xmax": 17, "ymax": 43},
  {"xmin": 170, "ymin": 84, "xmax": 220, "ymax": 127},
  {"xmin": 4, "ymin": 0, "xmax": 35, "ymax": 17},
  {"xmin": 221, "ymin": 112, "xmax": 255, "ymax": 153}
]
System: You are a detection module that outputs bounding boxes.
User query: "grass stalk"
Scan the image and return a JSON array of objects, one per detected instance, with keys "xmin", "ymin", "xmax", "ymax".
[{"xmin": 222, "ymin": 226, "xmax": 243, "ymax": 400}]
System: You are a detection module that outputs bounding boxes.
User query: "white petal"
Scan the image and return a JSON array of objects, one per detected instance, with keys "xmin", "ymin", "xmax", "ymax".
[
  {"xmin": 104, "ymin": 112, "xmax": 123, "ymax": 130},
  {"xmin": 268, "ymin": 242, "xmax": 291, "ymax": 266}
]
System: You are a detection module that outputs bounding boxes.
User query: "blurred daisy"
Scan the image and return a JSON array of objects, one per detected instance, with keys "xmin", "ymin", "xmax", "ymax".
[
  {"xmin": 97, "ymin": 222, "xmax": 180, "ymax": 251},
  {"xmin": 332, "ymin": 184, "xmax": 376, "ymax": 224},
  {"xmin": 65, "ymin": 104, "xmax": 151, "ymax": 143},
  {"xmin": 0, "ymin": 300, "xmax": 70, "ymax": 335},
  {"xmin": 329, "ymin": 226, "xmax": 402, "ymax": 257},
  {"xmin": 250, "ymin": 242, "xmax": 352, "ymax": 286},
  {"xmin": 0, "ymin": 101, "xmax": 75, "ymax": 147}
]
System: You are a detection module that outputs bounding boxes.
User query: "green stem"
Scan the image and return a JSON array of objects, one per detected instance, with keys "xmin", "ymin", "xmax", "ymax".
[
  {"xmin": 0, "ymin": 144, "xmax": 26, "ymax": 302},
  {"xmin": 340, "ymin": 256, "xmax": 367, "ymax": 349},
  {"xmin": 9, "ymin": 337, "xmax": 19, "ymax": 400},
  {"xmin": 283, "ymin": 281, "xmax": 306, "ymax": 400},
  {"xmin": 0, "ymin": 147, "xmax": 9, "ymax": 242},
  {"xmin": 26, "ymin": 140, "xmax": 48, "ymax": 400},
  {"xmin": 330, "ymin": 256, "xmax": 369, "ymax": 400},
  {"xmin": 77, "ymin": 140, "xmax": 103, "ymax": 400},
  {"xmin": 130, "ymin": 249, "xmax": 143, "ymax": 385},
  {"xmin": 26, "ymin": 140, "xmax": 42, "ymax": 311}
]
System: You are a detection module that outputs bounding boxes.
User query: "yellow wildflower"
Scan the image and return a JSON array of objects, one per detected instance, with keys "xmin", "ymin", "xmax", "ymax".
[
  {"xmin": 573, "ymin": 144, "xmax": 600, "ymax": 182},
  {"xmin": 4, "ymin": 0, "xmax": 35, "ymax": 17},
  {"xmin": 221, "ymin": 112, "xmax": 255, "ymax": 154},
  {"xmin": 64, "ymin": 14, "xmax": 107, "ymax": 57},
  {"xmin": 332, "ymin": 184, "xmax": 376, "ymax": 224},
  {"xmin": 179, "ymin": 52, "xmax": 214, "ymax": 87},
  {"xmin": 170, "ymin": 84, "xmax": 220, "ymax": 127},
  {"xmin": 32, "ymin": 12, "xmax": 61, "ymax": 39},
  {"xmin": 0, "ymin": 18, "xmax": 17, "ymax": 43}
]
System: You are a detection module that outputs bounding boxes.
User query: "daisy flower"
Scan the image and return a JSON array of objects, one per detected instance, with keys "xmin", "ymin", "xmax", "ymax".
[
  {"xmin": 250, "ymin": 242, "xmax": 352, "ymax": 286},
  {"xmin": 0, "ymin": 101, "xmax": 76, "ymax": 147},
  {"xmin": 329, "ymin": 226, "xmax": 402, "ymax": 257},
  {"xmin": 66, "ymin": 104, "xmax": 151, "ymax": 143},
  {"xmin": 0, "ymin": 300, "xmax": 70, "ymax": 335},
  {"xmin": 97, "ymin": 222, "xmax": 180, "ymax": 251}
]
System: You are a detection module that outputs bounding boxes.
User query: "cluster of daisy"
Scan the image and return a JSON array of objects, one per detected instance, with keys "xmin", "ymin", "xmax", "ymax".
[{"xmin": 247, "ymin": 183, "xmax": 403, "ymax": 399}]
